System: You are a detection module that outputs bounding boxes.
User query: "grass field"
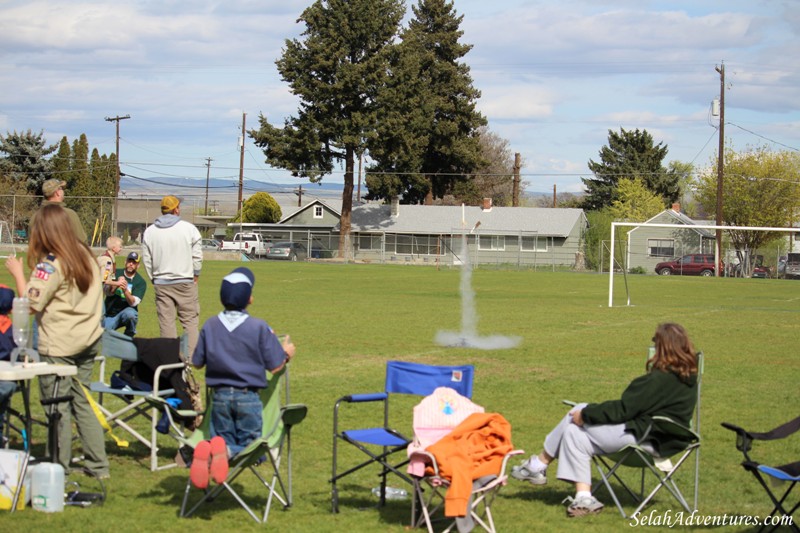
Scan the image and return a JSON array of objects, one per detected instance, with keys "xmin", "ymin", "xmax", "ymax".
[{"xmin": 1, "ymin": 259, "xmax": 798, "ymax": 532}]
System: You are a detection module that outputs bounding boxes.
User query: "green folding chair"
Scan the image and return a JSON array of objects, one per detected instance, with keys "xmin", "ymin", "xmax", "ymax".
[
  {"xmin": 176, "ymin": 365, "xmax": 307, "ymax": 523},
  {"xmin": 582, "ymin": 351, "xmax": 704, "ymax": 518}
]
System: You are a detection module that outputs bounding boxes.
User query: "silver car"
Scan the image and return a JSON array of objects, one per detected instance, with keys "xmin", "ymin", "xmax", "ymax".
[{"xmin": 266, "ymin": 242, "xmax": 307, "ymax": 261}]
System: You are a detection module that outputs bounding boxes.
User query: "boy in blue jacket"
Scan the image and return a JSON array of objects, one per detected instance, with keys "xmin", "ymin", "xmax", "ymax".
[{"xmin": 190, "ymin": 267, "xmax": 295, "ymax": 489}]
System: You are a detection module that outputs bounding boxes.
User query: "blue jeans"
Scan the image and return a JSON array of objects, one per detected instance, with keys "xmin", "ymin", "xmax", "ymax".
[
  {"xmin": 211, "ymin": 388, "xmax": 262, "ymax": 457},
  {"xmin": 103, "ymin": 307, "xmax": 139, "ymax": 337}
]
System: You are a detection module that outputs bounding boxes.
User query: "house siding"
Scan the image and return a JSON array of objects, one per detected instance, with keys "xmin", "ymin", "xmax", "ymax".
[{"xmin": 627, "ymin": 210, "xmax": 715, "ymax": 273}]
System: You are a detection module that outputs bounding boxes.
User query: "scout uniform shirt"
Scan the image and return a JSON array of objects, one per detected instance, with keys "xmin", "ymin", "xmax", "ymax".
[
  {"xmin": 27, "ymin": 254, "xmax": 103, "ymax": 357},
  {"xmin": 97, "ymin": 251, "xmax": 116, "ymax": 296}
]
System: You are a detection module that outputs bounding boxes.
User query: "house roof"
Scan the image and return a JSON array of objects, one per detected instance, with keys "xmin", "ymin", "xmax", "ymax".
[
  {"xmin": 630, "ymin": 208, "xmax": 715, "ymax": 238},
  {"xmin": 279, "ymin": 199, "xmax": 340, "ymax": 223},
  {"xmin": 347, "ymin": 204, "xmax": 586, "ymax": 237}
]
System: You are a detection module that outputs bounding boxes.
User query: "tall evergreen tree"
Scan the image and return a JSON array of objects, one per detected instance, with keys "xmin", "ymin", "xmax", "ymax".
[
  {"xmin": 367, "ymin": 0, "xmax": 486, "ymax": 204},
  {"xmin": 52, "ymin": 136, "xmax": 72, "ymax": 185},
  {"xmin": 582, "ymin": 128, "xmax": 678, "ymax": 210},
  {"xmin": 251, "ymin": 0, "xmax": 404, "ymax": 252},
  {"xmin": 0, "ymin": 129, "xmax": 57, "ymax": 194}
]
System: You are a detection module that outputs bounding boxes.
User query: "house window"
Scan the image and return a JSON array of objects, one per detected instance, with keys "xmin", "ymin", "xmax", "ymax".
[
  {"xmin": 521, "ymin": 236, "xmax": 547, "ymax": 252},
  {"xmin": 648, "ymin": 238, "xmax": 675, "ymax": 257},
  {"xmin": 478, "ymin": 235, "xmax": 505, "ymax": 251},
  {"xmin": 357, "ymin": 233, "xmax": 381, "ymax": 251},
  {"xmin": 386, "ymin": 234, "xmax": 443, "ymax": 255},
  {"xmin": 313, "ymin": 205, "xmax": 323, "ymax": 219}
]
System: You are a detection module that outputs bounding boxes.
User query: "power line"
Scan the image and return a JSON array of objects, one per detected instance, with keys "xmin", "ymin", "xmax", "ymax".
[{"xmin": 726, "ymin": 122, "xmax": 799, "ymax": 152}]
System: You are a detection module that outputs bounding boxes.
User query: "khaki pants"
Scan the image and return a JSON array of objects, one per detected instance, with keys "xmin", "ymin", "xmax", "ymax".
[
  {"xmin": 39, "ymin": 339, "xmax": 109, "ymax": 476},
  {"xmin": 153, "ymin": 282, "xmax": 200, "ymax": 361}
]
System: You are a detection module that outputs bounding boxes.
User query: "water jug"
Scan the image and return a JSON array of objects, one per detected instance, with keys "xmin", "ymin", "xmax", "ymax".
[{"xmin": 31, "ymin": 463, "xmax": 65, "ymax": 512}]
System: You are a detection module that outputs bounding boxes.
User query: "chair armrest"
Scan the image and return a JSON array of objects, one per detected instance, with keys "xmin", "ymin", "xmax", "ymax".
[
  {"xmin": 651, "ymin": 415, "xmax": 699, "ymax": 443},
  {"xmin": 340, "ymin": 392, "xmax": 388, "ymax": 403},
  {"xmin": 152, "ymin": 362, "xmax": 187, "ymax": 397},
  {"xmin": 282, "ymin": 403, "xmax": 308, "ymax": 427},
  {"xmin": 94, "ymin": 355, "xmax": 108, "ymax": 384}
]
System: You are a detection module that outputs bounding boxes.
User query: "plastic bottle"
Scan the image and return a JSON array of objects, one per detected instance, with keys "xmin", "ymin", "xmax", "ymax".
[
  {"xmin": 12, "ymin": 297, "xmax": 30, "ymax": 348},
  {"xmin": 372, "ymin": 486, "xmax": 408, "ymax": 500},
  {"xmin": 31, "ymin": 463, "xmax": 65, "ymax": 512}
]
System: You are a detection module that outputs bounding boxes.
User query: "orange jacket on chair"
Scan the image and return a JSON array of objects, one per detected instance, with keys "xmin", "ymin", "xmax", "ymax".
[{"xmin": 425, "ymin": 412, "xmax": 513, "ymax": 517}]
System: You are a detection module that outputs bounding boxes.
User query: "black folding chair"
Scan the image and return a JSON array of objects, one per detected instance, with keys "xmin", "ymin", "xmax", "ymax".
[{"xmin": 722, "ymin": 416, "xmax": 800, "ymax": 533}]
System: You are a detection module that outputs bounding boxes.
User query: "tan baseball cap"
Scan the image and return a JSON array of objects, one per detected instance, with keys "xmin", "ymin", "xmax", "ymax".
[{"xmin": 42, "ymin": 179, "xmax": 66, "ymax": 197}]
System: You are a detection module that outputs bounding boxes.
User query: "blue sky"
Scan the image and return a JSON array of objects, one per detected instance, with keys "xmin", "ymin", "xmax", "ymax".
[{"xmin": 1, "ymin": 0, "xmax": 798, "ymax": 197}]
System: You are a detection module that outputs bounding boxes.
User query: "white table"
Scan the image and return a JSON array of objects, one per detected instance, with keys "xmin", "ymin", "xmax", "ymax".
[{"xmin": 0, "ymin": 359, "xmax": 77, "ymax": 512}]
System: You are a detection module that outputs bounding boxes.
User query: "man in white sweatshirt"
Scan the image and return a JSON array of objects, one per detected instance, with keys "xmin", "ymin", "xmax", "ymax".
[{"xmin": 142, "ymin": 195, "xmax": 203, "ymax": 360}]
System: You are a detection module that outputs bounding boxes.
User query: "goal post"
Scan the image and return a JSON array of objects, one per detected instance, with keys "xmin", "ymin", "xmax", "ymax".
[{"xmin": 608, "ymin": 221, "xmax": 797, "ymax": 307}]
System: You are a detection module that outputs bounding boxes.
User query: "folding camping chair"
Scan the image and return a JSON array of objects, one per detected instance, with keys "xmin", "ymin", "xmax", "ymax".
[
  {"xmin": 90, "ymin": 329, "xmax": 190, "ymax": 471},
  {"xmin": 330, "ymin": 360, "xmax": 474, "ymax": 514},
  {"xmin": 179, "ymin": 365, "xmax": 306, "ymax": 524},
  {"xmin": 578, "ymin": 351, "xmax": 704, "ymax": 518},
  {"xmin": 408, "ymin": 386, "xmax": 523, "ymax": 533},
  {"xmin": 721, "ymin": 416, "xmax": 800, "ymax": 533}
]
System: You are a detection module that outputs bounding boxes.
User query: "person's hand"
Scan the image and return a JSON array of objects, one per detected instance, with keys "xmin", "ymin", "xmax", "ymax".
[
  {"xmin": 5, "ymin": 255, "xmax": 23, "ymax": 278},
  {"xmin": 281, "ymin": 335, "xmax": 296, "ymax": 360},
  {"xmin": 570, "ymin": 408, "xmax": 585, "ymax": 426},
  {"xmin": 118, "ymin": 278, "xmax": 128, "ymax": 290}
]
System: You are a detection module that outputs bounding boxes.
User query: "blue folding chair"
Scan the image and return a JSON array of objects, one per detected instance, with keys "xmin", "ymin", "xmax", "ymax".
[{"xmin": 330, "ymin": 360, "xmax": 474, "ymax": 513}]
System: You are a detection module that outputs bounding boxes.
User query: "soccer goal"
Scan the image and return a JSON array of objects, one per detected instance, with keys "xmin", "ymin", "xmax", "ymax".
[
  {"xmin": 0, "ymin": 221, "xmax": 17, "ymax": 258},
  {"xmin": 607, "ymin": 221, "xmax": 798, "ymax": 307}
]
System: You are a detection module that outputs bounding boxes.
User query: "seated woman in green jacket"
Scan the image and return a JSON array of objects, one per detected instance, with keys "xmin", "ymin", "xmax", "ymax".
[{"xmin": 511, "ymin": 322, "xmax": 699, "ymax": 517}]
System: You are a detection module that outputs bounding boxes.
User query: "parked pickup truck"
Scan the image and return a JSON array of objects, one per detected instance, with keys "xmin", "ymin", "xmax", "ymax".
[{"xmin": 219, "ymin": 233, "xmax": 270, "ymax": 257}]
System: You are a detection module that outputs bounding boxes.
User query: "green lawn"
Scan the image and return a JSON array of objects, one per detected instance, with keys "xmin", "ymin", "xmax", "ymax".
[{"xmin": 1, "ymin": 260, "xmax": 798, "ymax": 532}]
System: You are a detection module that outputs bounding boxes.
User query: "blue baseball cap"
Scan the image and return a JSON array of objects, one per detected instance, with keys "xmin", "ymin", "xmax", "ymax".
[{"xmin": 220, "ymin": 267, "xmax": 255, "ymax": 310}]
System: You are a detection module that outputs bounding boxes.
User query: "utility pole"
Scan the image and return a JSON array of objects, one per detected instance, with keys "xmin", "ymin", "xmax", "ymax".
[
  {"xmin": 357, "ymin": 152, "xmax": 363, "ymax": 206},
  {"xmin": 553, "ymin": 184, "xmax": 557, "ymax": 208},
  {"xmin": 295, "ymin": 185, "xmax": 303, "ymax": 207},
  {"xmin": 104, "ymin": 114, "xmax": 130, "ymax": 236},
  {"xmin": 204, "ymin": 157, "xmax": 213, "ymax": 215},
  {"xmin": 715, "ymin": 63, "xmax": 725, "ymax": 277},
  {"xmin": 238, "ymin": 113, "xmax": 246, "ymax": 235},
  {"xmin": 512, "ymin": 152, "xmax": 521, "ymax": 207}
]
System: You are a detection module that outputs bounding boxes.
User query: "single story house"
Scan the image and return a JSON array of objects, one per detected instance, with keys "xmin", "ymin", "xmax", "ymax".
[
  {"xmin": 625, "ymin": 204, "xmax": 716, "ymax": 273},
  {"xmin": 346, "ymin": 198, "xmax": 588, "ymax": 267},
  {"xmin": 224, "ymin": 199, "xmax": 341, "ymax": 256},
  {"xmin": 116, "ymin": 197, "xmax": 220, "ymax": 243}
]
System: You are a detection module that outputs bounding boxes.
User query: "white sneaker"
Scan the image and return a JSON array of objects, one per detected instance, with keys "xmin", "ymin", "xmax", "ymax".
[
  {"xmin": 563, "ymin": 494, "xmax": 604, "ymax": 517},
  {"xmin": 510, "ymin": 463, "xmax": 547, "ymax": 485}
]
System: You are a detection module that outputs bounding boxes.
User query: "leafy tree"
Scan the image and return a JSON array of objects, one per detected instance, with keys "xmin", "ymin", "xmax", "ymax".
[
  {"xmin": 608, "ymin": 177, "xmax": 665, "ymax": 221},
  {"xmin": 583, "ymin": 128, "xmax": 678, "ymax": 210},
  {"xmin": 694, "ymin": 145, "xmax": 800, "ymax": 274},
  {"xmin": 0, "ymin": 129, "xmax": 57, "ymax": 194},
  {"xmin": 235, "ymin": 192, "xmax": 282, "ymax": 223},
  {"xmin": 665, "ymin": 160, "xmax": 703, "ymax": 217},
  {"xmin": 367, "ymin": 0, "xmax": 486, "ymax": 204},
  {"xmin": 251, "ymin": 0, "xmax": 405, "ymax": 253},
  {"xmin": 531, "ymin": 191, "xmax": 584, "ymax": 208},
  {"xmin": 470, "ymin": 126, "xmax": 520, "ymax": 206},
  {"xmin": 583, "ymin": 208, "xmax": 616, "ymax": 271}
]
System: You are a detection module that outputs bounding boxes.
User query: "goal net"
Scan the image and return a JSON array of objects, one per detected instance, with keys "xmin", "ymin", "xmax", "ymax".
[
  {"xmin": 0, "ymin": 221, "xmax": 16, "ymax": 258},
  {"xmin": 607, "ymin": 221, "xmax": 798, "ymax": 307}
]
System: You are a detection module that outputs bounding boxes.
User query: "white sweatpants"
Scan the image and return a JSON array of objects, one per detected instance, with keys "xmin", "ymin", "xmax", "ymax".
[{"xmin": 540, "ymin": 403, "xmax": 654, "ymax": 485}]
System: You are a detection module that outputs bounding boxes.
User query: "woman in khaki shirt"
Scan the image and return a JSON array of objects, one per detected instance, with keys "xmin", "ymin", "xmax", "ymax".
[{"xmin": 6, "ymin": 204, "xmax": 109, "ymax": 478}]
